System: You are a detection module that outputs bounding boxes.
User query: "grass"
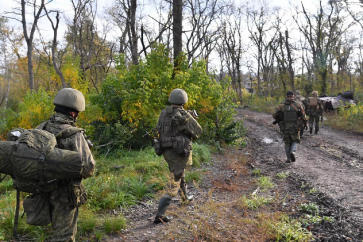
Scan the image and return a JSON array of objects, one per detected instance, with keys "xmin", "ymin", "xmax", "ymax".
[
  {"xmin": 185, "ymin": 170, "xmax": 203, "ymax": 183},
  {"xmin": 252, "ymin": 168, "xmax": 262, "ymax": 176},
  {"xmin": 238, "ymin": 195, "xmax": 272, "ymax": 210},
  {"xmin": 258, "ymin": 176, "xmax": 275, "ymax": 190},
  {"xmin": 276, "ymin": 171, "xmax": 290, "ymax": 179},
  {"xmin": 0, "ymin": 144, "xmax": 212, "ymax": 240}
]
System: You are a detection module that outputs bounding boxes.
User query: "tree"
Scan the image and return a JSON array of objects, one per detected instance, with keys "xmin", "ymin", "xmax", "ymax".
[
  {"xmin": 6, "ymin": 0, "xmax": 46, "ymax": 90},
  {"xmin": 293, "ymin": 0, "xmax": 352, "ymax": 94},
  {"xmin": 173, "ymin": 0, "xmax": 183, "ymax": 73}
]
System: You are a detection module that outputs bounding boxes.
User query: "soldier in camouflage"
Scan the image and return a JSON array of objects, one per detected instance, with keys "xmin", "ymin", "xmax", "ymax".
[
  {"xmin": 293, "ymin": 90, "xmax": 306, "ymax": 137},
  {"xmin": 306, "ymin": 91, "xmax": 324, "ymax": 134},
  {"xmin": 36, "ymin": 88, "xmax": 95, "ymax": 241},
  {"xmin": 273, "ymin": 91, "xmax": 307, "ymax": 163},
  {"xmin": 154, "ymin": 89, "xmax": 202, "ymax": 224}
]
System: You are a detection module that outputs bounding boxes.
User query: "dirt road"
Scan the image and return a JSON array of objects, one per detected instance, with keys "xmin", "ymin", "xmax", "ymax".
[
  {"xmin": 238, "ymin": 108, "xmax": 363, "ymax": 221},
  {"xmin": 109, "ymin": 108, "xmax": 363, "ymax": 241}
]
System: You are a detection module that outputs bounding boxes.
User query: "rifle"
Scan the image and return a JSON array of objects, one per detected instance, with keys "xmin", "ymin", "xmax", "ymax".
[
  {"xmin": 188, "ymin": 110, "xmax": 199, "ymax": 119},
  {"xmin": 143, "ymin": 128, "xmax": 163, "ymax": 156}
]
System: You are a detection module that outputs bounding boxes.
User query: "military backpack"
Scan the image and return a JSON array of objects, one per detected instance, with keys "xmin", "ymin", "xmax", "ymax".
[{"xmin": 0, "ymin": 128, "xmax": 85, "ymax": 193}]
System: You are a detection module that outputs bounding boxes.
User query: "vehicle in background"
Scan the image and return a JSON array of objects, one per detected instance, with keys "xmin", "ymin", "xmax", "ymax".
[{"xmin": 320, "ymin": 91, "xmax": 355, "ymax": 112}]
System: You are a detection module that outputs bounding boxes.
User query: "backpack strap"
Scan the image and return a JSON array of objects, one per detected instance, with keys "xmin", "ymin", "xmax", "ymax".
[{"xmin": 56, "ymin": 127, "xmax": 84, "ymax": 138}]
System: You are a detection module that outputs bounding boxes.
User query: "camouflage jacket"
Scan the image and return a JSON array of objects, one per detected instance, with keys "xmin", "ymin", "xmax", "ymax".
[
  {"xmin": 273, "ymin": 99, "xmax": 307, "ymax": 131},
  {"xmin": 36, "ymin": 113, "xmax": 95, "ymax": 206}
]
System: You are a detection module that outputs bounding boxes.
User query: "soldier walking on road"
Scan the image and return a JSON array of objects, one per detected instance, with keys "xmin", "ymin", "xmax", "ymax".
[
  {"xmin": 154, "ymin": 89, "xmax": 202, "ymax": 224},
  {"xmin": 294, "ymin": 90, "xmax": 306, "ymax": 137},
  {"xmin": 273, "ymin": 91, "xmax": 307, "ymax": 163},
  {"xmin": 306, "ymin": 91, "xmax": 324, "ymax": 134},
  {"xmin": 35, "ymin": 88, "xmax": 95, "ymax": 241}
]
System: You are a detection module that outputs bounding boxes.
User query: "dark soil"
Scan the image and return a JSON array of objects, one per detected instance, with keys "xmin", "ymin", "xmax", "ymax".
[{"xmin": 106, "ymin": 108, "xmax": 363, "ymax": 241}]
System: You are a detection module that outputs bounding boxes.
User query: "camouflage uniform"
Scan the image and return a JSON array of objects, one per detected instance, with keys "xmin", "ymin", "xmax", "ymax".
[
  {"xmin": 294, "ymin": 90, "xmax": 306, "ymax": 136},
  {"xmin": 36, "ymin": 113, "xmax": 95, "ymax": 242},
  {"xmin": 273, "ymin": 98, "xmax": 307, "ymax": 163},
  {"xmin": 154, "ymin": 89, "xmax": 202, "ymax": 223},
  {"xmin": 307, "ymin": 91, "xmax": 323, "ymax": 134}
]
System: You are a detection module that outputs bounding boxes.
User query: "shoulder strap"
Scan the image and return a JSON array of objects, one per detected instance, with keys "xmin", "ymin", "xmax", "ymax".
[{"xmin": 56, "ymin": 127, "xmax": 84, "ymax": 138}]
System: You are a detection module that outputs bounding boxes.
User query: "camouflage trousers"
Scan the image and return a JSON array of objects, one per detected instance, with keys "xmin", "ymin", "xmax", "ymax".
[
  {"xmin": 49, "ymin": 188, "xmax": 78, "ymax": 242},
  {"xmin": 282, "ymin": 129, "xmax": 300, "ymax": 146},
  {"xmin": 162, "ymin": 148, "xmax": 192, "ymax": 198},
  {"xmin": 309, "ymin": 115, "xmax": 320, "ymax": 131}
]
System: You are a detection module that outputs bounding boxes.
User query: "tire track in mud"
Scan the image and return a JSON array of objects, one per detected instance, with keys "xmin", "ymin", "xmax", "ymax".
[{"xmin": 238, "ymin": 108, "xmax": 363, "ymax": 221}]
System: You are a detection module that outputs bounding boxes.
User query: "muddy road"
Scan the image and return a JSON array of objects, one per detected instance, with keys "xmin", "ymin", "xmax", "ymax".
[
  {"xmin": 107, "ymin": 108, "xmax": 363, "ymax": 241},
  {"xmin": 238, "ymin": 108, "xmax": 363, "ymax": 221}
]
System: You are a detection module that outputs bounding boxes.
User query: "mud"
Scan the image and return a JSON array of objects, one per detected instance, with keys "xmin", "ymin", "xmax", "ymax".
[
  {"xmin": 106, "ymin": 108, "xmax": 363, "ymax": 241},
  {"xmin": 239, "ymin": 108, "xmax": 363, "ymax": 241}
]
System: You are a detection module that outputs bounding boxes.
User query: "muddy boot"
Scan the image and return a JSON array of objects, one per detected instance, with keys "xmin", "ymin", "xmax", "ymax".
[
  {"xmin": 154, "ymin": 197, "xmax": 172, "ymax": 224},
  {"xmin": 315, "ymin": 127, "xmax": 319, "ymax": 134},
  {"xmin": 285, "ymin": 146, "xmax": 291, "ymax": 163},
  {"xmin": 310, "ymin": 127, "xmax": 313, "ymax": 134},
  {"xmin": 180, "ymin": 184, "xmax": 193, "ymax": 202},
  {"xmin": 290, "ymin": 142, "xmax": 298, "ymax": 162}
]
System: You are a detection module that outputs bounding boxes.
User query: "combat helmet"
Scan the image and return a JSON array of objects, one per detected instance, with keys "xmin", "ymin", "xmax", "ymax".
[
  {"xmin": 312, "ymin": 91, "xmax": 318, "ymax": 97},
  {"xmin": 53, "ymin": 88, "xmax": 85, "ymax": 112},
  {"xmin": 295, "ymin": 90, "xmax": 301, "ymax": 95},
  {"xmin": 168, "ymin": 88, "xmax": 188, "ymax": 104}
]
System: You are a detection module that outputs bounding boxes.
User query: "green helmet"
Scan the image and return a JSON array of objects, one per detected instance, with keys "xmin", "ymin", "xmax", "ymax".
[
  {"xmin": 53, "ymin": 88, "xmax": 85, "ymax": 112},
  {"xmin": 168, "ymin": 88, "xmax": 188, "ymax": 104},
  {"xmin": 295, "ymin": 90, "xmax": 301, "ymax": 95}
]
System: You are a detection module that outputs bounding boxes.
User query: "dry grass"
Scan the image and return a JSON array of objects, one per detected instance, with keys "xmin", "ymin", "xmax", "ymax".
[{"xmin": 152, "ymin": 148, "xmax": 313, "ymax": 242}]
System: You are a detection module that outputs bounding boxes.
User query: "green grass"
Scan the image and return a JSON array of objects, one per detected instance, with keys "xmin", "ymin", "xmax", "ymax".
[
  {"xmin": 185, "ymin": 170, "xmax": 203, "ymax": 183},
  {"xmin": 104, "ymin": 216, "xmax": 127, "ymax": 234},
  {"xmin": 0, "ymin": 144, "xmax": 212, "ymax": 240},
  {"xmin": 258, "ymin": 176, "xmax": 275, "ymax": 190},
  {"xmin": 276, "ymin": 171, "xmax": 290, "ymax": 179},
  {"xmin": 238, "ymin": 195, "xmax": 272, "ymax": 210},
  {"xmin": 297, "ymin": 203, "xmax": 319, "ymax": 215},
  {"xmin": 252, "ymin": 168, "xmax": 262, "ymax": 176},
  {"xmin": 192, "ymin": 143, "xmax": 212, "ymax": 167}
]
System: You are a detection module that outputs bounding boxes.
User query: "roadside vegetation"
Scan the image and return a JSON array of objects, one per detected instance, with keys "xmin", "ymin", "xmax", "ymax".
[{"xmin": 242, "ymin": 93, "xmax": 363, "ymax": 134}]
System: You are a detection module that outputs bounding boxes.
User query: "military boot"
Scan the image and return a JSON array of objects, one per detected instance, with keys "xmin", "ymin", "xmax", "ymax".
[
  {"xmin": 180, "ymin": 184, "xmax": 193, "ymax": 202},
  {"xmin": 285, "ymin": 146, "xmax": 291, "ymax": 163},
  {"xmin": 290, "ymin": 142, "xmax": 298, "ymax": 162},
  {"xmin": 315, "ymin": 127, "xmax": 319, "ymax": 134},
  {"xmin": 310, "ymin": 127, "xmax": 313, "ymax": 134},
  {"xmin": 154, "ymin": 197, "xmax": 172, "ymax": 224}
]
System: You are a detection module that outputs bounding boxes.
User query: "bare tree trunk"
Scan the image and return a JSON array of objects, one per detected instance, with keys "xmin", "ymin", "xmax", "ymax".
[
  {"xmin": 45, "ymin": 9, "xmax": 67, "ymax": 88},
  {"xmin": 130, "ymin": 0, "xmax": 138, "ymax": 65},
  {"xmin": 21, "ymin": 0, "xmax": 45, "ymax": 90},
  {"xmin": 173, "ymin": 0, "xmax": 183, "ymax": 74}
]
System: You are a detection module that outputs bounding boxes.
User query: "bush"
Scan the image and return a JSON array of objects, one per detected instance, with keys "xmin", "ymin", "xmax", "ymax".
[{"xmin": 90, "ymin": 44, "xmax": 244, "ymax": 149}]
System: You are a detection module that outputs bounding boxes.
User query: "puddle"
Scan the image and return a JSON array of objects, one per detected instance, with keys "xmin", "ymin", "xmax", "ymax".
[{"xmin": 262, "ymin": 137, "xmax": 274, "ymax": 144}]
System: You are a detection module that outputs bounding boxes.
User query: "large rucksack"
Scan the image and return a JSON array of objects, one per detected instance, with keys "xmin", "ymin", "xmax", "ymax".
[
  {"xmin": 308, "ymin": 97, "xmax": 319, "ymax": 116},
  {"xmin": 0, "ymin": 129, "xmax": 84, "ymax": 193}
]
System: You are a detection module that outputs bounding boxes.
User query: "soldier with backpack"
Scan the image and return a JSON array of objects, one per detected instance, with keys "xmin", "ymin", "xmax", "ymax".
[
  {"xmin": 306, "ymin": 91, "xmax": 324, "ymax": 134},
  {"xmin": 294, "ymin": 90, "xmax": 306, "ymax": 137},
  {"xmin": 273, "ymin": 91, "xmax": 307, "ymax": 163},
  {"xmin": 29, "ymin": 88, "xmax": 95, "ymax": 241},
  {"xmin": 153, "ymin": 88, "xmax": 202, "ymax": 224}
]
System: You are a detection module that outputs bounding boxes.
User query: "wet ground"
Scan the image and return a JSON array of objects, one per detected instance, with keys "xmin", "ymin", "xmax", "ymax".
[
  {"xmin": 105, "ymin": 108, "xmax": 363, "ymax": 241},
  {"xmin": 238, "ymin": 108, "xmax": 363, "ymax": 241}
]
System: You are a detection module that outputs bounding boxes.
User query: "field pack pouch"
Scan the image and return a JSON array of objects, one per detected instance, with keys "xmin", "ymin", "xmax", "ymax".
[
  {"xmin": 153, "ymin": 138, "xmax": 163, "ymax": 156},
  {"xmin": 69, "ymin": 179, "xmax": 87, "ymax": 207},
  {"xmin": 172, "ymin": 136, "xmax": 192, "ymax": 157},
  {"xmin": 23, "ymin": 194, "xmax": 51, "ymax": 226}
]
